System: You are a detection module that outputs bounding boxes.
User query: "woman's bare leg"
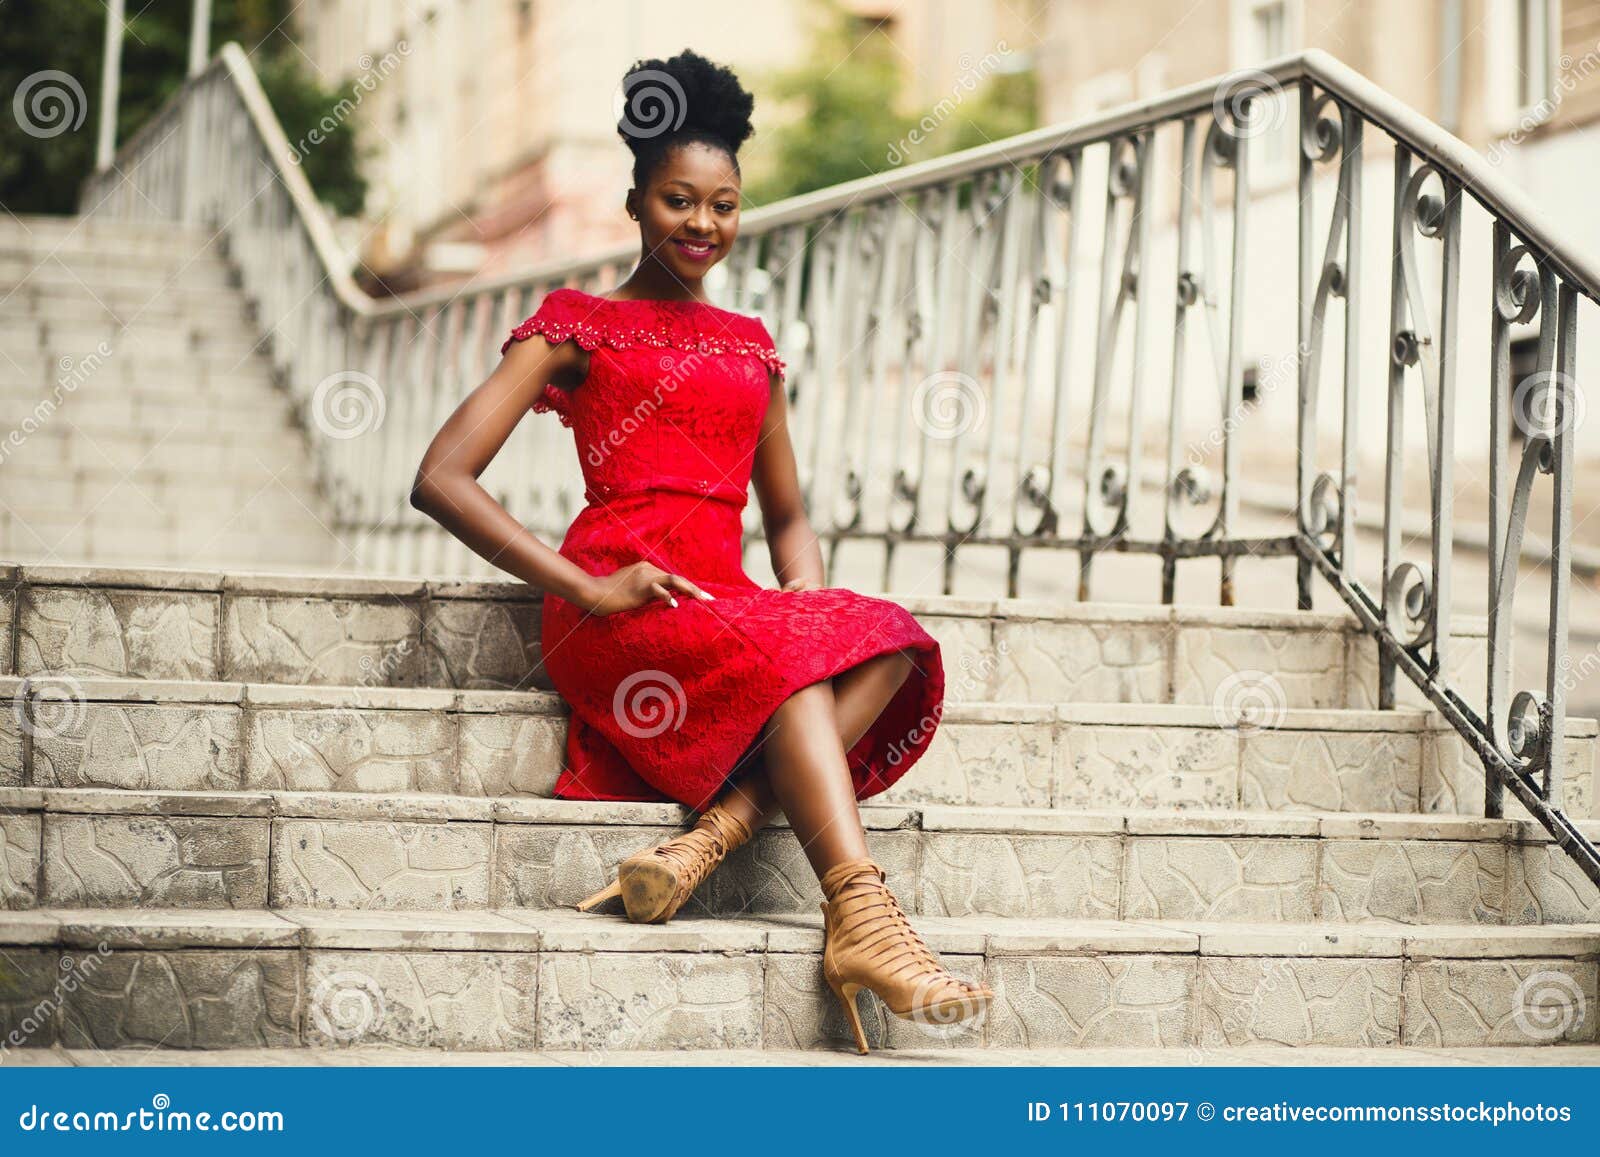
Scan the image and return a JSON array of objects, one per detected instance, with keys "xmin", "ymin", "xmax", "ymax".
[
  {"xmin": 715, "ymin": 648, "xmax": 914, "ymax": 833},
  {"xmin": 755, "ymin": 680, "xmax": 871, "ymax": 873}
]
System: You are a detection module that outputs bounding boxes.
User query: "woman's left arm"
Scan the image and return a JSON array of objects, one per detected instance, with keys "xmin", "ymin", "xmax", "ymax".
[{"xmin": 750, "ymin": 371, "xmax": 826, "ymax": 591}]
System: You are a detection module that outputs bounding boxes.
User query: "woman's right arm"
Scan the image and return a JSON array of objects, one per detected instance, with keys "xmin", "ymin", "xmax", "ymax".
[
  {"xmin": 409, "ymin": 335, "xmax": 712, "ymax": 614},
  {"xmin": 409, "ymin": 335, "xmax": 602, "ymax": 607}
]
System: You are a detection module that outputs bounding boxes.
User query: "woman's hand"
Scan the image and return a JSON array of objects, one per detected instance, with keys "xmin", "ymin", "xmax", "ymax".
[
  {"xmin": 580, "ymin": 561, "xmax": 715, "ymax": 616},
  {"xmin": 779, "ymin": 577, "xmax": 824, "ymax": 592}
]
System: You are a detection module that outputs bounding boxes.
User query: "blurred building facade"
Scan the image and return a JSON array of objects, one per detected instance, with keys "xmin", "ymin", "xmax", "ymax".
[
  {"xmin": 290, "ymin": 0, "xmax": 1045, "ymax": 290},
  {"xmin": 1038, "ymin": 0, "xmax": 1600, "ymax": 251}
]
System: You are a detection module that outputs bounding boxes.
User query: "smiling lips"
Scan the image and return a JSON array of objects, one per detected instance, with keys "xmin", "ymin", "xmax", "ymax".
[{"xmin": 672, "ymin": 237, "xmax": 717, "ymax": 261}]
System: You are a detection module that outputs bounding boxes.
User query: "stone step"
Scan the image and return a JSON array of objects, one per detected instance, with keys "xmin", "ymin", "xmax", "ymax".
[
  {"xmin": 1, "ymin": 787, "xmax": 1593, "ymax": 924},
  {"xmin": 0, "ymin": 527, "xmax": 342, "ymax": 573},
  {"xmin": 0, "ymin": 233, "xmax": 225, "ymax": 266},
  {"xmin": 0, "ymin": 907, "xmax": 1594, "ymax": 1051},
  {"xmin": 0, "ymin": 257, "xmax": 236, "ymax": 292},
  {"xmin": 0, "ymin": 216, "xmax": 217, "ymax": 245},
  {"xmin": 6, "ymin": 419, "xmax": 307, "ymax": 460},
  {"xmin": 14, "ymin": 1043, "xmax": 1600, "ymax": 1066},
  {"xmin": 0, "ymin": 238, "xmax": 223, "ymax": 269},
  {"xmin": 6, "ymin": 424, "xmax": 313, "ymax": 474},
  {"xmin": 0, "ymin": 352, "xmax": 278, "ymax": 392},
  {"xmin": 1, "ymin": 294, "xmax": 255, "ymax": 333},
  {"xmin": 0, "ymin": 563, "xmax": 1491, "ymax": 714},
  {"xmin": 5, "ymin": 481, "xmax": 326, "ymax": 526},
  {"xmin": 3, "ymin": 278, "xmax": 250, "ymax": 314},
  {"xmin": 0, "ymin": 380, "xmax": 294, "ymax": 430},
  {"xmin": 0, "ymin": 319, "xmax": 268, "ymax": 361},
  {"xmin": 9, "ymin": 463, "xmax": 326, "ymax": 505},
  {"xmin": 2, "ymin": 505, "xmax": 340, "ymax": 553},
  {"xmin": 2, "ymin": 677, "xmax": 1592, "ymax": 819}
]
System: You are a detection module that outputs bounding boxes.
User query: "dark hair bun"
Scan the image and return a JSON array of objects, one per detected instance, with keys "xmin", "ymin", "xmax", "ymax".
[{"xmin": 617, "ymin": 49, "xmax": 754, "ymax": 179}]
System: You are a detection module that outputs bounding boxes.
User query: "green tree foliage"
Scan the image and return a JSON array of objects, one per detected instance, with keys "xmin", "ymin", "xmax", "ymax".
[
  {"xmin": 745, "ymin": 0, "xmax": 1038, "ymax": 207},
  {"xmin": 1, "ymin": 0, "xmax": 366, "ymax": 216}
]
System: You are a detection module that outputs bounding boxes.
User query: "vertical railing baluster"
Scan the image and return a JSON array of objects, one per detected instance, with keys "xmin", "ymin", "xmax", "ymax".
[
  {"xmin": 1043, "ymin": 150, "xmax": 1084, "ymax": 550},
  {"xmin": 1546, "ymin": 282, "xmax": 1577, "ymax": 807},
  {"xmin": 1337, "ymin": 112, "xmax": 1363, "ymax": 586},
  {"xmin": 1079, "ymin": 134, "xmax": 1148, "ymax": 599},
  {"xmin": 1218, "ymin": 115, "xmax": 1248, "ymax": 607},
  {"xmin": 1009, "ymin": 158, "xmax": 1063, "ymax": 580},
  {"xmin": 1296, "ymin": 84, "xmax": 1316, "ymax": 609},
  {"xmin": 1164, "ymin": 118, "xmax": 1199, "ymax": 604},
  {"xmin": 984, "ymin": 169, "xmax": 1028, "ymax": 569},
  {"xmin": 1379, "ymin": 147, "xmax": 1411, "ymax": 711},
  {"xmin": 1429, "ymin": 175, "xmax": 1462, "ymax": 690},
  {"xmin": 1486, "ymin": 221, "xmax": 1514, "ymax": 819}
]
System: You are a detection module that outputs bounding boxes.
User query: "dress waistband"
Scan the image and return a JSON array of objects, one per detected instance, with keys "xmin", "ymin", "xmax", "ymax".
[{"xmin": 583, "ymin": 473, "xmax": 748, "ymax": 509}]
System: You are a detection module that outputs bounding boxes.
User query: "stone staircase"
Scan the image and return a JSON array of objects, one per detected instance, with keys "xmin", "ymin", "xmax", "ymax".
[
  {"xmin": 0, "ymin": 217, "xmax": 342, "ymax": 571},
  {"xmin": 2, "ymin": 563, "xmax": 1598, "ymax": 1057}
]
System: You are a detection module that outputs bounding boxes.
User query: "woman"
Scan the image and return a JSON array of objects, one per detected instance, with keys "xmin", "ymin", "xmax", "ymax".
[{"xmin": 411, "ymin": 49, "xmax": 990, "ymax": 1055}]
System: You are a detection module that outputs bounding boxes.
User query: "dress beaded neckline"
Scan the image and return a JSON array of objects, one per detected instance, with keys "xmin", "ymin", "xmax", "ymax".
[{"xmin": 500, "ymin": 285, "xmax": 787, "ymax": 385}]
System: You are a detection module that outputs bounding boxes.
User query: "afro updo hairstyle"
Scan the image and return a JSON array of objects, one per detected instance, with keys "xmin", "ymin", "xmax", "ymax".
[{"xmin": 616, "ymin": 49, "xmax": 755, "ymax": 190}]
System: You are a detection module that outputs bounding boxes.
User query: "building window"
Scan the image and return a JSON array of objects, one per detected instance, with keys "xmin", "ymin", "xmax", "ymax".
[
  {"xmin": 1230, "ymin": 0, "xmax": 1301, "ymax": 176},
  {"xmin": 1252, "ymin": 0, "xmax": 1289, "ymax": 58},
  {"xmin": 1516, "ymin": 0, "xmax": 1557, "ymax": 112},
  {"xmin": 1241, "ymin": 362, "xmax": 1261, "ymax": 405}
]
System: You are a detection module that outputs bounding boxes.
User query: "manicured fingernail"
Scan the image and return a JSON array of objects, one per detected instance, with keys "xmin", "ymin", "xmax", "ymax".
[{"xmin": 669, "ymin": 596, "xmax": 679, "ymax": 607}]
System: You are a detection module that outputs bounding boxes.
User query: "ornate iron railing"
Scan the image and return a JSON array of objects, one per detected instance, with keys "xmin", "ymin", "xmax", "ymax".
[{"xmin": 81, "ymin": 44, "xmax": 1599, "ymax": 883}]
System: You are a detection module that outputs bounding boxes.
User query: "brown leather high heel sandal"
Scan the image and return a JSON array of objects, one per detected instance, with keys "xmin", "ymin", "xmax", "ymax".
[
  {"xmin": 819, "ymin": 857, "xmax": 993, "ymax": 1055},
  {"xmin": 575, "ymin": 801, "xmax": 754, "ymax": 923}
]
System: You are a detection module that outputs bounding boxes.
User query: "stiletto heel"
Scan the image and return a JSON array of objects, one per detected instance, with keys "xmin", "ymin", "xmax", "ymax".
[
  {"xmin": 829, "ymin": 978, "xmax": 869, "ymax": 1055},
  {"xmin": 572, "ymin": 801, "xmax": 753, "ymax": 923},
  {"xmin": 574, "ymin": 878, "xmax": 622, "ymax": 913},
  {"xmin": 819, "ymin": 858, "xmax": 993, "ymax": 1056}
]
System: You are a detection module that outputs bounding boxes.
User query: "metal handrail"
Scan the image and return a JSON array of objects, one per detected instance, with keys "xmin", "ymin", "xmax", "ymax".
[{"xmin": 101, "ymin": 45, "xmax": 1600, "ymax": 318}]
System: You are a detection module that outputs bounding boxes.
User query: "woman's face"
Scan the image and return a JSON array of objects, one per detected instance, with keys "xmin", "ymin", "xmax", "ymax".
[{"xmin": 631, "ymin": 141, "xmax": 741, "ymax": 284}]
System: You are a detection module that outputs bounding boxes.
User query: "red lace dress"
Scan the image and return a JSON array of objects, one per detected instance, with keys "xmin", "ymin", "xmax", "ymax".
[{"xmin": 501, "ymin": 287, "xmax": 945, "ymax": 810}]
